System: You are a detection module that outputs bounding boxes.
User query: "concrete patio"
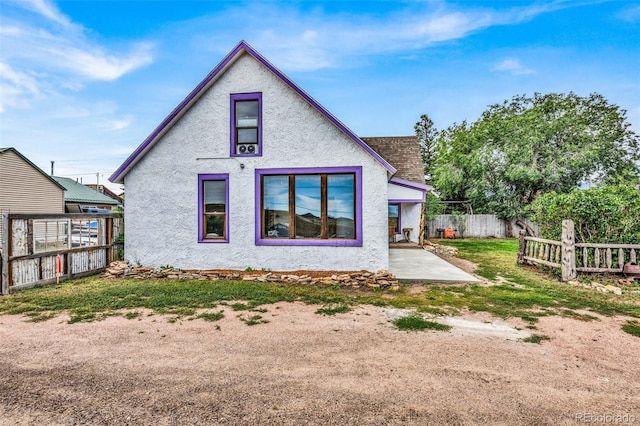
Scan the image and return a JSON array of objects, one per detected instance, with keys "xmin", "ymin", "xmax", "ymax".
[{"xmin": 389, "ymin": 247, "xmax": 481, "ymax": 283}]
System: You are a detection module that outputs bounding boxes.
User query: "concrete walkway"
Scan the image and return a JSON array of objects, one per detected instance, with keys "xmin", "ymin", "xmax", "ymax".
[{"xmin": 389, "ymin": 248, "xmax": 481, "ymax": 283}]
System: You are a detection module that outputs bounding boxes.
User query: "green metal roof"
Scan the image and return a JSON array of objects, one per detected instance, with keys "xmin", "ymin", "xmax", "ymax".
[{"xmin": 52, "ymin": 176, "xmax": 119, "ymax": 205}]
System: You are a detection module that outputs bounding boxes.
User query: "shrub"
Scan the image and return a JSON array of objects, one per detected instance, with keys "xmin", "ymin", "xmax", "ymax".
[{"xmin": 529, "ymin": 185, "xmax": 640, "ymax": 243}]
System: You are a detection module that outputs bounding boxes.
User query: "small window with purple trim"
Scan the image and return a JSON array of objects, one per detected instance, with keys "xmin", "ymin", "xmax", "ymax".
[
  {"xmin": 198, "ymin": 174, "xmax": 229, "ymax": 243},
  {"xmin": 231, "ymin": 93, "xmax": 262, "ymax": 156}
]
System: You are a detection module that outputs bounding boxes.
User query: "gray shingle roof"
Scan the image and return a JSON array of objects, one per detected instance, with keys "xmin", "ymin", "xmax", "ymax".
[
  {"xmin": 361, "ymin": 136, "xmax": 425, "ymax": 184},
  {"xmin": 52, "ymin": 176, "xmax": 119, "ymax": 205}
]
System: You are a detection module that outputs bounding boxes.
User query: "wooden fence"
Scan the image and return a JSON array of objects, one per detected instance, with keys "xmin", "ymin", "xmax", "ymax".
[
  {"xmin": 517, "ymin": 219, "xmax": 640, "ymax": 281},
  {"xmin": 425, "ymin": 215, "xmax": 539, "ymax": 239},
  {"xmin": 1, "ymin": 213, "xmax": 124, "ymax": 294}
]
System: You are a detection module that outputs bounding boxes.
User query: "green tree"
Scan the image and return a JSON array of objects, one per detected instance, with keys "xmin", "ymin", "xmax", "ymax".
[
  {"xmin": 414, "ymin": 114, "xmax": 439, "ymax": 185},
  {"xmin": 432, "ymin": 92, "xmax": 640, "ymax": 219}
]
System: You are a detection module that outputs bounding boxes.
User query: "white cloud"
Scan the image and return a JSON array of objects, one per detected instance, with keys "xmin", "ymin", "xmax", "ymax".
[
  {"xmin": 106, "ymin": 117, "xmax": 133, "ymax": 131},
  {"xmin": 0, "ymin": 62, "xmax": 40, "ymax": 111},
  {"xmin": 59, "ymin": 42, "xmax": 154, "ymax": 81},
  {"xmin": 184, "ymin": 1, "xmax": 571, "ymax": 72},
  {"xmin": 9, "ymin": 0, "xmax": 74, "ymax": 27},
  {"xmin": 493, "ymin": 58, "xmax": 534, "ymax": 75},
  {"xmin": 1, "ymin": 0, "xmax": 154, "ymax": 113}
]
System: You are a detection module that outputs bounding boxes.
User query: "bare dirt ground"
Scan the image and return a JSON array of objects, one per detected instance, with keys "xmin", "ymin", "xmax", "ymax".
[{"xmin": 1, "ymin": 302, "xmax": 639, "ymax": 425}]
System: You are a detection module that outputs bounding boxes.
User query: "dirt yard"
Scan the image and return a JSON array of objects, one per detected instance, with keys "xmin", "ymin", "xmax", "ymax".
[{"xmin": 1, "ymin": 303, "xmax": 639, "ymax": 425}]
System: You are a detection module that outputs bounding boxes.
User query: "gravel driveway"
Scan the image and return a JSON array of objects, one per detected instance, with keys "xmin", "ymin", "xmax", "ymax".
[{"xmin": 1, "ymin": 303, "xmax": 638, "ymax": 425}]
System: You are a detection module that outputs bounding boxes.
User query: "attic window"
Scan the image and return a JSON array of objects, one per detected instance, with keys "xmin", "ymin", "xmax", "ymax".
[{"xmin": 231, "ymin": 93, "xmax": 262, "ymax": 157}]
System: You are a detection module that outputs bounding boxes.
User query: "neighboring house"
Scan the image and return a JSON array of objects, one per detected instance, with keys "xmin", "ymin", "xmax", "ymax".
[
  {"xmin": 110, "ymin": 41, "xmax": 428, "ymax": 271},
  {"xmin": 0, "ymin": 147, "xmax": 65, "ymax": 214},
  {"xmin": 52, "ymin": 177, "xmax": 119, "ymax": 213},
  {"xmin": 85, "ymin": 184, "xmax": 124, "ymax": 206}
]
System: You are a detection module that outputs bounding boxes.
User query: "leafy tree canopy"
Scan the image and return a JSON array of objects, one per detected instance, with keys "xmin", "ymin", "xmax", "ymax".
[{"xmin": 431, "ymin": 92, "xmax": 640, "ymax": 219}]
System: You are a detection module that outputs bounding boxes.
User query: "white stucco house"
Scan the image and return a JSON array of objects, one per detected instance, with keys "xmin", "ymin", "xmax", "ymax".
[{"xmin": 110, "ymin": 41, "xmax": 430, "ymax": 272}]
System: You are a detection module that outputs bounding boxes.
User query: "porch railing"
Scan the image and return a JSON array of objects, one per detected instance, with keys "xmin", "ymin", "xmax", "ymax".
[{"xmin": 517, "ymin": 219, "xmax": 640, "ymax": 281}]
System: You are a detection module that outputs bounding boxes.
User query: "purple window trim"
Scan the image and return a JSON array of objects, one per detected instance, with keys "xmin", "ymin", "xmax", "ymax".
[
  {"xmin": 110, "ymin": 40, "xmax": 395, "ymax": 184},
  {"xmin": 389, "ymin": 203, "xmax": 401, "ymax": 235},
  {"xmin": 254, "ymin": 166, "xmax": 362, "ymax": 247},
  {"xmin": 230, "ymin": 92, "xmax": 262, "ymax": 157},
  {"xmin": 198, "ymin": 174, "xmax": 230, "ymax": 244}
]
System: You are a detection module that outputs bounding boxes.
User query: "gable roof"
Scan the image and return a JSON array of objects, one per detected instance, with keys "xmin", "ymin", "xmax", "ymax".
[
  {"xmin": 52, "ymin": 176, "xmax": 119, "ymax": 205},
  {"xmin": 109, "ymin": 40, "xmax": 396, "ymax": 184},
  {"xmin": 361, "ymin": 136, "xmax": 427, "ymax": 185},
  {"xmin": 0, "ymin": 147, "xmax": 66, "ymax": 190}
]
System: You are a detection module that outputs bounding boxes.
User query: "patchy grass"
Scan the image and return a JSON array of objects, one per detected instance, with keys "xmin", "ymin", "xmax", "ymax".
[
  {"xmin": 431, "ymin": 239, "xmax": 640, "ymax": 318},
  {"xmin": 622, "ymin": 321, "xmax": 640, "ymax": 337},
  {"xmin": 315, "ymin": 304, "xmax": 352, "ymax": 316},
  {"xmin": 393, "ymin": 316, "xmax": 452, "ymax": 332},
  {"xmin": 230, "ymin": 302, "xmax": 251, "ymax": 311},
  {"xmin": 521, "ymin": 334, "xmax": 551, "ymax": 344},
  {"xmin": 1, "ymin": 239, "xmax": 638, "ymax": 332},
  {"xmin": 239, "ymin": 314, "xmax": 269, "ymax": 326},
  {"xmin": 195, "ymin": 311, "xmax": 225, "ymax": 322}
]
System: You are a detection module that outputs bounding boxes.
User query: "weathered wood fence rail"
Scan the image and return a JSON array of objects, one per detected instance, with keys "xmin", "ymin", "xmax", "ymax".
[
  {"xmin": 517, "ymin": 219, "xmax": 640, "ymax": 281},
  {"xmin": 1, "ymin": 213, "xmax": 124, "ymax": 294}
]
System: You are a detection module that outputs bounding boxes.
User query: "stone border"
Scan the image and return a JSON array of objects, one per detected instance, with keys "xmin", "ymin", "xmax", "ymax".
[{"xmin": 104, "ymin": 261, "xmax": 399, "ymax": 290}]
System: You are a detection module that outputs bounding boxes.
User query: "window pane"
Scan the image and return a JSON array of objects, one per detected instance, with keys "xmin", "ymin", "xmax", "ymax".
[
  {"xmin": 327, "ymin": 174, "xmax": 355, "ymax": 239},
  {"xmin": 263, "ymin": 175, "xmax": 289, "ymax": 238},
  {"xmin": 235, "ymin": 100, "xmax": 258, "ymax": 123},
  {"xmin": 204, "ymin": 181, "xmax": 226, "ymax": 213},
  {"xmin": 237, "ymin": 118, "xmax": 258, "ymax": 127},
  {"xmin": 388, "ymin": 204, "xmax": 399, "ymax": 234},
  {"xmin": 237, "ymin": 128, "xmax": 258, "ymax": 143},
  {"xmin": 295, "ymin": 175, "xmax": 321, "ymax": 238},
  {"xmin": 202, "ymin": 179, "xmax": 226, "ymax": 240},
  {"xmin": 205, "ymin": 214, "xmax": 224, "ymax": 237},
  {"xmin": 34, "ymin": 219, "xmax": 69, "ymax": 252}
]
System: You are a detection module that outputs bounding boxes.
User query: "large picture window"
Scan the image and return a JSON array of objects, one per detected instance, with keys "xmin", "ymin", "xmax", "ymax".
[
  {"xmin": 230, "ymin": 92, "xmax": 262, "ymax": 157},
  {"xmin": 198, "ymin": 174, "xmax": 229, "ymax": 243},
  {"xmin": 256, "ymin": 167, "xmax": 362, "ymax": 246}
]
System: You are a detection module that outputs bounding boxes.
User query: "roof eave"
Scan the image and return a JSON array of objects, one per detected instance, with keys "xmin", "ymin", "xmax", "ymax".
[{"xmin": 390, "ymin": 176, "xmax": 433, "ymax": 191}]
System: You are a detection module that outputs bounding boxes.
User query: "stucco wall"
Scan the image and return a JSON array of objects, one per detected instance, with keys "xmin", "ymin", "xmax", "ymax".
[
  {"xmin": 124, "ymin": 53, "xmax": 390, "ymax": 271},
  {"xmin": 399, "ymin": 203, "xmax": 423, "ymax": 243}
]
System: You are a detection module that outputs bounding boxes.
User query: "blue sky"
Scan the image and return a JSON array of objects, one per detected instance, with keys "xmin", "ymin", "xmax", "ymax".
[{"xmin": 2, "ymin": 0, "xmax": 639, "ymax": 192}]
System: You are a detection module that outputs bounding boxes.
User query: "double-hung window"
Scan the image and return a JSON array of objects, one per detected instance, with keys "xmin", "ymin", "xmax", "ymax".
[
  {"xmin": 231, "ymin": 93, "xmax": 262, "ymax": 156},
  {"xmin": 198, "ymin": 174, "xmax": 229, "ymax": 243},
  {"xmin": 256, "ymin": 167, "xmax": 362, "ymax": 246}
]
